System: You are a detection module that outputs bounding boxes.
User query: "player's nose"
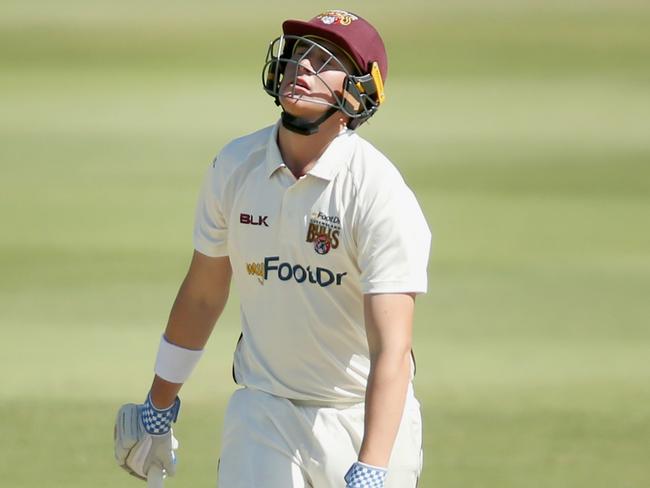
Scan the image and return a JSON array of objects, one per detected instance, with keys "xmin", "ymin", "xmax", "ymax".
[{"xmin": 296, "ymin": 56, "xmax": 316, "ymax": 75}]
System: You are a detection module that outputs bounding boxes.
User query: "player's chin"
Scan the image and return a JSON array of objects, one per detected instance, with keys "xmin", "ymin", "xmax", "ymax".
[{"xmin": 280, "ymin": 95, "xmax": 334, "ymax": 118}]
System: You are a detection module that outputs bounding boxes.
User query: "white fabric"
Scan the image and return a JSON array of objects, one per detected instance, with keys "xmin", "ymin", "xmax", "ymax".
[
  {"xmin": 154, "ymin": 335, "xmax": 204, "ymax": 384},
  {"xmin": 114, "ymin": 403, "xmax": 179, "ymax": 481},
  {"xmin": 217, "ymin": 387, "xmax": 422, "ymax": 488},
  {"xmin": 194, "ymin": 122, "xmax": 431, "ymax": 403},
  {"xmin": 147, "ymin": 466, "xmax": 165, "ymax": 488}
]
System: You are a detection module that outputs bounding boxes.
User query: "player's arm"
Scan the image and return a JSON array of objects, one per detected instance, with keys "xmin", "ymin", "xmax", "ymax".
[
  {"xmin": 114, "ymin": 250, "xmax": 231, "ymax": 481},
  {"xmin": 347, "ymin": 292, "xmax": 414, "ymax": 482},
  {"xmin": 149, "ymin": 250, "xmax": 232, "ymax": 408}
]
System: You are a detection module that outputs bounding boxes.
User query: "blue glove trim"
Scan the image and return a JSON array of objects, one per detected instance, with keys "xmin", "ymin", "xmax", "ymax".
[
  {"xmin": 141, "ymin": 394, "xmax": 181, "ymax": 435},
  {"xmin": 344, "ymin": 461, "xmax": 388, "ymax": 488}
]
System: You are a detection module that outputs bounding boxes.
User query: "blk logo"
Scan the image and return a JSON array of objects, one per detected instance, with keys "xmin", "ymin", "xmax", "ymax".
[{"xmin": 240, "ymin": 213, "xmax": 269, "ymax": 227}]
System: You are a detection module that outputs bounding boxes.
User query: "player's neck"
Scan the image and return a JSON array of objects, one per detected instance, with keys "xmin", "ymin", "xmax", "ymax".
[{"xmin": 277, "ymin": 113, "xmax": 347, "ymax": 179}]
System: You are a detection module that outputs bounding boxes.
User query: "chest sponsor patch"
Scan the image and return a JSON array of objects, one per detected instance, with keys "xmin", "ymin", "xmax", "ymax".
[
  {"xmin": 245, "ymin": 256, "xmax": 347, "ymax": 287},
  {"xmin": 306, "ymin": 211, "xmax": 341, "ymax": 255}
]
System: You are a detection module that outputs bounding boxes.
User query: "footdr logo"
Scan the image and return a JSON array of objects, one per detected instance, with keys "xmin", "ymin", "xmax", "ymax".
[{"xmin": 246, "ymin": 256, "xmax": 347, "ymax": 287}]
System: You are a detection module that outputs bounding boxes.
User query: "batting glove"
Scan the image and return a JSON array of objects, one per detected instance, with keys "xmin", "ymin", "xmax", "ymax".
[
  {"xmin": 344, "ymin": 461, "xmax": 388, "ymax": 488},
  {"xmin": 114, "ymin": 394, "xmax": 181, "ymax": 481}
]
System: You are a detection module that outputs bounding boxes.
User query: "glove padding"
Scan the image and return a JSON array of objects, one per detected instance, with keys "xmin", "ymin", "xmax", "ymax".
[
  {"xmin": 114, "ymin": 395, "xmax": 180, "ymax": 481},
  {"xmin": 344, "ymin": 461, "xmax": 388, "ymax": 488}
]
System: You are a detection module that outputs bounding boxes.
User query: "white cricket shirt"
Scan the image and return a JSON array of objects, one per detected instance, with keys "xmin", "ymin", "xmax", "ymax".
[{"xmin": 194, "ymin": 122, "xmax": 431, "ymax": 403}]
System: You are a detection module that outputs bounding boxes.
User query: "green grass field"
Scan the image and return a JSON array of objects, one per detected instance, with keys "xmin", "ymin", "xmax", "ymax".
[{"xmin": 1, "ymin": 1, "xmax": 649, "ymax": 486}]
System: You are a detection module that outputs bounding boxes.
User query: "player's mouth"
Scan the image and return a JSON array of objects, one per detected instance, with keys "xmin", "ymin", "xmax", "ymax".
[
  {"xmin": 290, "ymin": 77, "xmax": 311, "ymax": 92},
  {"xmin": 295, "ymin": 76, "xmax": 310, "ymax": 88}
]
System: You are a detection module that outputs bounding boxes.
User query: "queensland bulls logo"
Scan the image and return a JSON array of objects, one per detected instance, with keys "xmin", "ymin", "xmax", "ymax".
[
  {"xmin": 306, "ymin": 211, "xmax": 341, "ymax": 254},
  {"xmin": 316, "ymin": 10, "xmax": 359, "ymax": 26}
]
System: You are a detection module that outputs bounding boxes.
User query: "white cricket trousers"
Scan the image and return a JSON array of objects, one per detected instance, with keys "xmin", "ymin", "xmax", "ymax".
[{"xmin": 217, "ymin": 387, "xmax": 422, "ymax": 487}]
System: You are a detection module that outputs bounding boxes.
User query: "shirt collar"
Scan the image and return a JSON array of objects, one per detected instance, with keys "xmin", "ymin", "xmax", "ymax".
[
  {"xmin": 307, "ymin": 129, "xmax": 355, "ymax": 181},
  {"xmin": 264, "ymin": 120, "xmax": 355, "ymax": 181},
  {"xmin": 265, "ymin": 121, "xmax": 286, "ymax": 178}
]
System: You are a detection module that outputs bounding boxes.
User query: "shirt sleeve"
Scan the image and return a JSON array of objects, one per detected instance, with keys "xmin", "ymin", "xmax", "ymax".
[
  {"xmin": 356, "ymin": 180, "xmax": 431, "ymax": 295},
  {"xmin": 193, "ymin": 157, "xmax": 229, "ymax": 257}
]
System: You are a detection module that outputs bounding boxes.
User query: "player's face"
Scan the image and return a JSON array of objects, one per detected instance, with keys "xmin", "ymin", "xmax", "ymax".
[{"xmin": 278, "ymin": 38, "xmax": 356, "ymax": 119}]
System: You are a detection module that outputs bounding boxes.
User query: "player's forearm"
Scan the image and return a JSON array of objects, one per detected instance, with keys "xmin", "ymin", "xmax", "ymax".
[
  {"xmin": 358, "ymin": 349, "xmax": 412, "ymax": 467},
  {"xmin": 360, "ymin": 292, "xmax": 415, "ymax": 468},
  {"xmin": 150, "ymin": 252, "xmax": 232, "ymax": 407},
  {"xmin": 150, "ymin": 285, "xmax": 229, "ymax": 406},
  {"xmin": 163, "ymin": 275, "xmax": 229, "ymax": 350}
]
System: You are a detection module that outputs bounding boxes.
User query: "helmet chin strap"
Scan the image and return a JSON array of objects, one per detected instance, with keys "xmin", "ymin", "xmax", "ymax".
[{"xmin": 280, "ymin": 106, "xmax": 339, "ymax": 136}]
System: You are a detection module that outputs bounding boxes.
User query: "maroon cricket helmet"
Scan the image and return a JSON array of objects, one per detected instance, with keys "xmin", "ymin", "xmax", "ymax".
[{"xmin": 282, "ymin": 10, "xmax": 388, "ymax": 82}]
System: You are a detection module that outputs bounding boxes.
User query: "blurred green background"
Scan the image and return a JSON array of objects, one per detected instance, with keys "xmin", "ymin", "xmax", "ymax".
[{"xmin": 1, "ymin": 1, "xmax": 649, "ymax": 487}]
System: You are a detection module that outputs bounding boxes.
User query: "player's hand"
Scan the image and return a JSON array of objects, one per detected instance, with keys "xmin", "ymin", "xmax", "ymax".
[
  {"xmin": 114, "ymin": 394, "xmax": 181, "ymax": 481},
  {"xmin": 344, "ymin": 461, "xmax": 388, "ymax": 488}
]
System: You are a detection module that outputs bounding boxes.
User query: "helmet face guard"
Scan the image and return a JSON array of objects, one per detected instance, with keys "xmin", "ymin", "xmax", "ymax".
[{"xmin": 262, "ymin": 35, "xmax": 385, "ymax": 129}]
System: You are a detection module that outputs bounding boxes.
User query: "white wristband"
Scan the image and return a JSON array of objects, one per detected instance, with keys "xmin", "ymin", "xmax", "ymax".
[{"xmin": 154, "ymin": 335, "xmax": 204, "ymax": 383}]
